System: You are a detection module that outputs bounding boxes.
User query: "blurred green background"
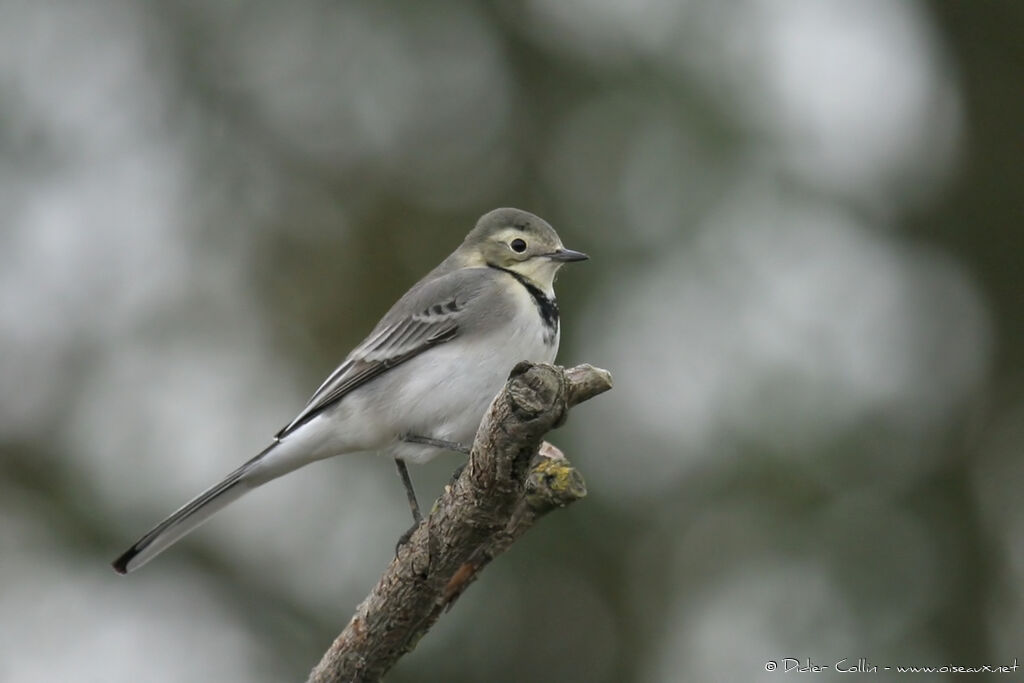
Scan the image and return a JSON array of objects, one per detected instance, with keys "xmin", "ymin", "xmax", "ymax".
[{"xmin": 2, "ymin": 1, "xmax": 1022, "ymax": 681}]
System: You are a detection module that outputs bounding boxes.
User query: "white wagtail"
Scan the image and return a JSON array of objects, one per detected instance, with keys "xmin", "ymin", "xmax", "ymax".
[{"xmin": 112, "ymin": 208, "xmax": 588, "ymax": 573}]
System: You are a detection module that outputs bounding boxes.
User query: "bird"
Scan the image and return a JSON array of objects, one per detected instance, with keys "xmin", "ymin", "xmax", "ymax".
[{"xmin": 112, "ymin": 208, "xmax": 588, "ymax": 574}]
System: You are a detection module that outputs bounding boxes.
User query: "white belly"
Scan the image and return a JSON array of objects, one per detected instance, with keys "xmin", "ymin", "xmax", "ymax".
[
  {"xmin": 302, "ymin": 285, "xmax": 559, "ymax": 464},
  {"xmin": 386, "ymin": 291, "xmax": 558, "ymax": 463}
]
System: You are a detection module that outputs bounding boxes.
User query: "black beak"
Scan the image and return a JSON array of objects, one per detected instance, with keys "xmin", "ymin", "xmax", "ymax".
[{"xmin": 547, "ymin": 247, "xmax": 589, "ymax": 262}]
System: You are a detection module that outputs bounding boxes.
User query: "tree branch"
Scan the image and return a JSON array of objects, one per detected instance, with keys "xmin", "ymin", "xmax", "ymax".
[{"xmin": 307, "ymin": 362, "xmax": 613, "ymax": 683}]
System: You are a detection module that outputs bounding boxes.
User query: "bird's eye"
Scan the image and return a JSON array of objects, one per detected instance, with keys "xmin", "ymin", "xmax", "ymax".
[{"xmin": 510, "ymin": 238, "xmax": 527, "ymax": 253}]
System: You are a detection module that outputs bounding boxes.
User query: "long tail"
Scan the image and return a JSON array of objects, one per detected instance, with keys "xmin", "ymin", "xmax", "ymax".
[{"xmin": 112, "ymin": 443, "xmax": 279, "ymax": 574}]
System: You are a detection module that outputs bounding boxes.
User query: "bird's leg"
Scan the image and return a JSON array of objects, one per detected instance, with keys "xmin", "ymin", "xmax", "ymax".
[
  {"xmin": 394, "ymin": 458, "xmax": 422, "ymax": 554},
  {"xmin": 394, "ymin": 458, "xmax": 422, "ymax": 525},
  {"xmin": 394, "ymin": 436, "xmax": 471, "ymax": 554},
  {"xmin": 401, "ymin": 434, "xmax": 471, "ymax": 455}
]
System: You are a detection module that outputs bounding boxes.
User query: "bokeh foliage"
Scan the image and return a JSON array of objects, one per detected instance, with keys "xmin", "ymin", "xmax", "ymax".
[{"xmin": 1, "ymin": 1, "xmax": 1022, "ymax": 681}]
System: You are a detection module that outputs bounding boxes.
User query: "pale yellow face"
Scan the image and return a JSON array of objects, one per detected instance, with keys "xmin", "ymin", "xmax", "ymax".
[
  {"xmin": 495, "ymin": 234, "xmax": 566, "ymax": 286},
  {"xmin": 460, "ymin": 222, "xmax": 566, "ymax": 290},
  {"xmin": 456, "ymin": 208, "xmax": 587, "ymax": 292}
]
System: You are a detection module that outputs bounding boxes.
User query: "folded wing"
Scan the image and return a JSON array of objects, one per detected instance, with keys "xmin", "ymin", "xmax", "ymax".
[{"xmin": 276, "ymin": 293, "xmax": 465, "ymax": 438}]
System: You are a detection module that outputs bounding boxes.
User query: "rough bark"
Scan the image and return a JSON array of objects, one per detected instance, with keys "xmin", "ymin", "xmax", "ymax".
[{"xmin": 307, "ymin": 362, "xmax": 613, "ymax": 683}]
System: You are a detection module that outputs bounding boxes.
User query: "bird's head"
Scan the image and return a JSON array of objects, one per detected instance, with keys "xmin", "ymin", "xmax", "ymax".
[{"xmin": 457, "ymin": 208, "xmax": 588, "ymax": 292}]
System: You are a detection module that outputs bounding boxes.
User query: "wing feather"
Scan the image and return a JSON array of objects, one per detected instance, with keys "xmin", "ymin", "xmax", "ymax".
[{"xmin": 275, "ymin": 296, "xmax": 463, "ymax": 438}]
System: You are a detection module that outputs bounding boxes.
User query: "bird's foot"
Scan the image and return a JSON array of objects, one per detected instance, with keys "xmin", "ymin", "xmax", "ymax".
[
  {"xmin": 395, "ymin": 521, "xmax": 421, "ymax": 556},
  {"xmin": 448, "ymin": 462, "xmax": 466, "ymax": 486}
]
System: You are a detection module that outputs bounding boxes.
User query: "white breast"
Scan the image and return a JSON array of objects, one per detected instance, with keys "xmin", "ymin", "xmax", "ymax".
[
  {"xmin": 289, "ymin": 276, "xmax": 561, "ymax": 465},
  {"xmin": 385, "ymin": 281, "xmax": 558, "ymax": 463}
]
